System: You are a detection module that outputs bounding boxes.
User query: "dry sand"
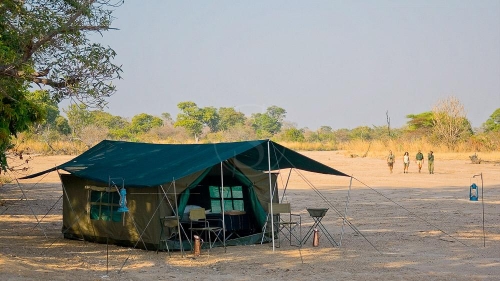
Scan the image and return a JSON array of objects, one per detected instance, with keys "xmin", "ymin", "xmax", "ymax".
[{"xmin": 1, "ymin": 152, "xmax": 500, "ymax": 281}]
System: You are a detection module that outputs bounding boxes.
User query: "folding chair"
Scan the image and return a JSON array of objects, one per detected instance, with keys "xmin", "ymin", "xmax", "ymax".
[
  {"xmin": 188, "ymin": 208, "xmax": 224, "ymax": 250},
  {"xmin": 263, "ymin": 203, "xmax": 302, "ymax": 247},
  {"xmin": 157, "ymin": 216, "xmax": 181, "ymax": 256}
]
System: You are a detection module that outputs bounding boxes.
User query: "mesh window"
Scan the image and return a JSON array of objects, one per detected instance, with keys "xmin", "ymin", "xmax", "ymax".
[
  {"xmin": 209, "ymin": 186, "xmax": 220, "ymax": 198},
  {"xmin": 232, "ymin": 186, "xmax": 243, "ymax": 198},
  {"xmin": 89, "ymin": 190, "xmax": 121, "ymax": 222},
  {"xmin": 209, "ymin": 186, "xmax": 245, "ymax": 212}
]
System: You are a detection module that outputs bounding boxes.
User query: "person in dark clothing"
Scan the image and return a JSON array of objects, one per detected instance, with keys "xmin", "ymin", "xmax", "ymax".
[
  {"xmin": 416, "ymin": 150, "xmax": 424, "ymax": 173},
  {"xmin": 428, "ymin": 151, "xmax": 434, "ymax": 174}
]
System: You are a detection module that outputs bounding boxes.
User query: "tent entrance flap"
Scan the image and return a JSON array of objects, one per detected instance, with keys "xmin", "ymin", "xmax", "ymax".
[{"xmin": 177, "ymin": 161, "xmax": 274, "ymax": 240}]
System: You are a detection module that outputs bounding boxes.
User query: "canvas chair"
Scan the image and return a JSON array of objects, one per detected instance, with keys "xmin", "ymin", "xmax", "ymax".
[
  {"xmin": 157, "ymin": 216, "xmax": 181, "ymax": 256},
  {"xmin": 188, "ymin": 208, "xmax": 224, "ymax": 250},
  {"xmin": 263, "ymin": 203, "xmax": 302, "ymax": 247}
]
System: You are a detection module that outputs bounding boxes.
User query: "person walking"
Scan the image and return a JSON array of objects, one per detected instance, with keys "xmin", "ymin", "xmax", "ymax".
[
  {"xmin": 428, "ymin": 151, "xmax": 434, "ymax": 174},
  {"xmin": 387, "ymin": 150, "xmax": 395, "ymax": 173},
  {"xmin": 415, "ymin": 150, "xmax": 424, "ymax": 173},
  {"xmin": 403, "ymin": 152, "xmax": 410, "ymax": 173}
]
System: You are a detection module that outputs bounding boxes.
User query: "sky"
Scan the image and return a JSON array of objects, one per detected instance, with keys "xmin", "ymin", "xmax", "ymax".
[{"xmin": 85, "ymin": 0, "xmax": 500, "ymax": 130}]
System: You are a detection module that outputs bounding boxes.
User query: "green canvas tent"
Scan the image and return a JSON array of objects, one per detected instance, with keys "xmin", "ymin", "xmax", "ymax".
[{"xmin": 21, "ymin": 139, "xmax": 349, "ymax": 251}]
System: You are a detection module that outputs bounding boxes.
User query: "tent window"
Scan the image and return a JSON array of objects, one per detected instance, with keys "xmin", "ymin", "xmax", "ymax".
[
  {"xmin": 209, "ymin": 186, "xmax": 244, "ymax": 213},
  {"xmin": 89, "ymin": 190, "xmax": 121, "ymax": 222}
]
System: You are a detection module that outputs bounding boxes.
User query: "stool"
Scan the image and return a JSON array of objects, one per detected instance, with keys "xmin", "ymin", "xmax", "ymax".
[{"xmin": 302, "ymin": 208, "xmax": 338, "ymax": 247}]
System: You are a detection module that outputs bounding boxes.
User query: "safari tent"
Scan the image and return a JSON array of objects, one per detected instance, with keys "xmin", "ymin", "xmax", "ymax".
[{"xmin": 21, "ymin": 139, "xmax": 349, "ymax": 251}]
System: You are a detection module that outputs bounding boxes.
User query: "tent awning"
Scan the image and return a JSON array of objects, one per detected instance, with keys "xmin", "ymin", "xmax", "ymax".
[{"xmin": 20, "ymin": 139, "xmax": 349, "ymax": 187}]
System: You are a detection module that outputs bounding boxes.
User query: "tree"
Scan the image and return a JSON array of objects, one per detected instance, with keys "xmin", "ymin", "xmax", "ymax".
[
  {"xmin": 251, "ymin": 105, "xmax": 286, "ymax": 138},
  {"xmin": 432, "ymin": 96, "xmax": 472, "ymax": 149},
  {"xmin": 54, "ymin": 116, "xmax": 71, "ymax": 135},
  {"xmin": 405, "ymin": 111, "xmax": 435, "ymax": 139},
  {"xmin": 1, "ymin": 0, "xmax": 122, "ymax": 169},
  {"xmin": 218, "ymin": 107, "xmax": 245, "ymax": 131},
  {"xmin": 201, "ymin": 106, "xmax": 219, "ymax": 133},
  {"xmin": 482, "ymin": 108, "xmax": 500, "ymax": 132},
  {"xmin": 64, "ymin": 104, "xmax": 92, "ymax": 138},
  {"xmin": 161, "ymin": 112, "xmax": 173, "ymax": 125},
  {"xmin": 130, "ymin": 113, "xmax": 163, "ymax": 134},
  {"xmin": 27, "ymin": 90, "xmax": 60, "ymax": 132},
  {"xmin": 91, "ymin": 110, "xmax": 128, "ymax": 131},
  {"xmin": 406, "ymin": 112, "xmax": 434, "ymax": 131},
  {"xmin": 281, "ymin": 128, "xmax": 305, "ymax": 142},
  {"xmin": 1, "ymin": 0, "xmax": 122, "ymax": 105},
  {"xmin": 0, "ymin": 85, "xmax": 44, "ymax": 170},
  {"xmin": 349, "ymin": 126, "xmax": 373, "ymax": 140},
  {"xmin": 317, "ymin": 126, "xmax": 335, "ymax": 142},
  {"xmin": 174, "ymin": 101, "xmax": 223, "ymax": 141},
  {"xmin": 333, "ymin": 128, "xmax": 350, "ymax": 142},
  {"xmin": 174, "ymin": 101, "xmax": 204, "ymax": 141}
]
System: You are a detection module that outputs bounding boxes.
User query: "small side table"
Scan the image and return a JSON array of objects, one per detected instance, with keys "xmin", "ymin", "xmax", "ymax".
[{"xmin": 302, "ymin": 208, "xmax": 338, "ymax": 247}]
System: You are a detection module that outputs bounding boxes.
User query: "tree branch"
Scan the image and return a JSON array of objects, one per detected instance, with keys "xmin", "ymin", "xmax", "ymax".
[
  {"xmin": 32, "ymin": 77, "xmax": 80, "ymax": 88},
  {"xmin": 22, "ymin": 0, "xmax": 98, "ymax": 62}
]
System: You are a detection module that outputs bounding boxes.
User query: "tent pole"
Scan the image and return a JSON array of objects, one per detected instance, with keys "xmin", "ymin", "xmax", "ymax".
[
  {"xmin": 280, "ymin": 168, "xmax": 292, "ymax": 203},
  {"xmin": 172, "ymin": 180, "xmax": 185, "ymax": 257},
  {"xmin": 339, "ymin": 176, "xmax": 353, "ymax": 247},
  {"xmin": 220, "ymin": 162, "xmax": 226, "ymax": 252},
  {"xmin": 267, "ymin": 140, "xmax": 275, "ymax": 251}
]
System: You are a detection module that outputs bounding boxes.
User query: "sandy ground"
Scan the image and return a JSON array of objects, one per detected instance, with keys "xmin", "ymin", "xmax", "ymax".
[{"xmin": 1, "ymin": 152, "xmax": 500, "ymax": 281}]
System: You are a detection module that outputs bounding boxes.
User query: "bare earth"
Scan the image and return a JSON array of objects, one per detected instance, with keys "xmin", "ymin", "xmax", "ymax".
[{"xmin": 1, "ymin": 152, "xmax": 500, "ymax": 281}]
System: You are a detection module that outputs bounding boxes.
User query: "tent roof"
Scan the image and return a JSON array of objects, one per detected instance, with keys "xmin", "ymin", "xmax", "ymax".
[{"xmin": 21, "ymin": 139, "xmax": 349, "ymax": 187}]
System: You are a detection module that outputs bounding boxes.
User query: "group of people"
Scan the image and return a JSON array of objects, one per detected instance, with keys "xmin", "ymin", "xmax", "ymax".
[{"xmin": 386, "ymin": 150, "xmax": 434, "ymax": 174}]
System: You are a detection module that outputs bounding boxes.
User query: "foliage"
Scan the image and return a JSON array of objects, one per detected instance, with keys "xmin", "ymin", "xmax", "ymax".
[
  {"xmin": 332, "ymin": 128, "xmax": 351, "ymax": 143},
  {"xmin": 64, "ymin": 104, "xmax": 93, "ymax": 137},
  {"xmin": 174, "ymin": 102, "xmax": 245, "ymax": 141},
  {"xmin": 54, "ymin": 116, "xmax": 71, "ymax": 135},
  {"xmin": 27, "ymin": 90, "xmax": 59, "ymax": 131},
  {"xmin": 349, "ymin": 126, "xmax": 373, "ymax": 140},
  {"xmin": 482, "ymin": 108, "xmax": 500, "ymax": 132},
  {"xmin": 0, "ymin": 85, "xmax": 44, "ymax": 170},
  {"xmin": 250, "ymin": 105, "xmax": 286, "ymax": 138},
  {"xmin": 279, "ymin": 128, "xmax": 305, "ymax": 142},
  {"xmin": 174, "ymin": 101, "xmax": 204, "ymax": 141},
  {"xmin": 218, "ymin": 107, "xmax": 245, "ymax": 131},
  {"xmin": 0, "ymin": 0, "xmax": 122, "ymax": 106},
  {"xmin": 406, "ymin": 111, "xmax": 434, "ymax": 131},
  {"xmin": 1, "ymin": 0, "xmax": 122, "ymax": 169},
  {"xmin": 130, "ymin": 113, "xmax": 163, "ymax": 134},
  {"xmin": 201, "ymin": 106, "xmax": 219, "ymax": 133}
]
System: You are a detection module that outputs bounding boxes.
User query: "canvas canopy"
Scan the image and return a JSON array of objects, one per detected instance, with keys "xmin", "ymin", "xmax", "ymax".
[
  {"xmin": 20, "ymin": 139, "xmax": 350, "ymax": 250},
  {"xmin": 21, "ymin": 139, "xmax": 348, "ymax": 186}
]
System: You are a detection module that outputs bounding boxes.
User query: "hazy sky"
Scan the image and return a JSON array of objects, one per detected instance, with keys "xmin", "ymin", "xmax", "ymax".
[{"xmin": 87, "ymin": 0, "xmax": 500, "ymax": 130}]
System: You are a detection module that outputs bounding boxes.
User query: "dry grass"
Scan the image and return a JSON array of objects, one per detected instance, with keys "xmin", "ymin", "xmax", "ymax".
[
  {"xmin": 10, "ymin": 138, "xmax": 500, "ymax": 162},
  {"xmin": 11, "ymin": 137, "xmax": 87, "ymax": 156},
  {"xmin": 283, "ymin": 139, "xmax": 500, "ymax": 161}
]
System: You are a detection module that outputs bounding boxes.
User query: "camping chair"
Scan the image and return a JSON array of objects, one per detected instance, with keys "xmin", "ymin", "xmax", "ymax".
[
  {"xmin": 188, "ymin": 208, "xmax": 225, "ymax": 250},
  {"xmin": 157, "ymin": 216, "xmax": 183, "ymax": 256},
  {"xmin": 263, "ymin": 203, "xmax": 302, "ymax": 247}
]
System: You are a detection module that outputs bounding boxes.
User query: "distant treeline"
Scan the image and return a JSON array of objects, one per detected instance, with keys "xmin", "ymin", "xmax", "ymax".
[{"xmin": 10, "ymin": 95, "xmax": 500, "ymax": 157}]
